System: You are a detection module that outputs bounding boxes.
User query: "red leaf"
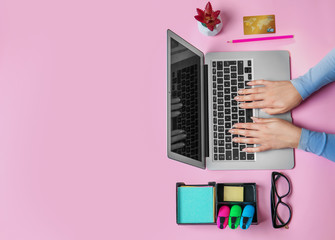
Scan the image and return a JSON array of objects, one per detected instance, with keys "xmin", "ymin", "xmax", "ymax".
[
  {"xmin": 205, "ymin": 2, "xmax": 213, "ymax": 14},
  {"xmin": 207, "ymin": 25, "xmax": 214, "ymax": 31},
  {"xmin": 196, "ymin": 8, "xmax": 204, "ymax": 16},
  {"xmin": 213, "ymin": 10, "xmax": 220, "ymax": 18},
  {"xmin": 194, "ymin": 15, "xmax": 205, "ymax": 23},
  {"xmin": 214, "ymin": 19, "xmax": 221, "ymax": 25}
]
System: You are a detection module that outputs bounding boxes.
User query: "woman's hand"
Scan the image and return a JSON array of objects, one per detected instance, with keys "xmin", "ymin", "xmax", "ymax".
[
  {"xmin": 229, "ymin": 117, "xmax": 302, "ymax": 152},
  {"xmin": 235, "ymin": 80, "xmax": 303, "ymax": 115}
]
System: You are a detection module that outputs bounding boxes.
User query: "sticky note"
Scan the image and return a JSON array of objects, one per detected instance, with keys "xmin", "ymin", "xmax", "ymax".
[
  {"xmin": 223, "ymin": 186, "xmax": 244, "ymax": 202},
  {"xmin": 177, "ymin": 186, "xmax": 215, "ymax": 223}
]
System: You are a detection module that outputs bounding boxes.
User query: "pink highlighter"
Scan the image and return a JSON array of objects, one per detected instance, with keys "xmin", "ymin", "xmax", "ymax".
[{"xmin": 217, "ymin": 206, "xmax": 230, "ymax": 229}]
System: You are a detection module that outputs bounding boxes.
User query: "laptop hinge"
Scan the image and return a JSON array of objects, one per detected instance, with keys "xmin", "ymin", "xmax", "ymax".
[{"xmin": 204, "ymin": 64, "xmax": 209, "ymax": 158}]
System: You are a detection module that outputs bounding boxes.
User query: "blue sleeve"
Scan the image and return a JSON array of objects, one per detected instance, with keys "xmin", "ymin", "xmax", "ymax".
[
  {"xmin": 298, "ymin": 128, "xmax": 335, "ymax": 162},
  {"xmin": 291, "ymin": 48, "xmax": 335, "ymax": 100}
]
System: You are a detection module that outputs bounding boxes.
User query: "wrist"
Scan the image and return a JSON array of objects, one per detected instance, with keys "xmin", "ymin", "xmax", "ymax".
[{"xmin": 290, "ymin": 126, "xmax": 302, "ymax": 148}]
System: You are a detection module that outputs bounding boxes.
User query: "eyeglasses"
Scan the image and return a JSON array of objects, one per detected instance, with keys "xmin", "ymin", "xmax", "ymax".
[{"xmin": 271, "ymin": 172, "xmax": 292, "ymax": 229}]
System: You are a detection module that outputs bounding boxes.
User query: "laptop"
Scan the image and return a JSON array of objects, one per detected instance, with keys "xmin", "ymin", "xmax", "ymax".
[{"xmin": 167, "ymin": 29, "xmax": 294, "ymax": 170}]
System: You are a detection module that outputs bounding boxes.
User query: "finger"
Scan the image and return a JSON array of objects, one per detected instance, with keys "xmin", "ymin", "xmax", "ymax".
[
  {"xmin": 229, "ymin": 129, "xmax": 259, "ymax": 137},
  {"xmin": 239, "ymin": 101, "xmax": 267, "ymax": 109},
  {"xmin": 171, "ymin": 97, "xmax": 181, "ymax": 104},
  {"xmin": 171, "ymin": 133, "xmax": 187, "ymax": 143},
  {"xmin": 242, "ymin": 145, "xmax": 269, "ymax": 152},
  {"xmin": 171, "ymin": 110, "xmax": 181, "ymax": 118},
  {"xmin": 171, "ymin": 103, "xmax": 183, "ymax": 111},
  {"xmin": 251, "ymin": 117, "xmax": 277, "ymax": 123},
  {"xmin": 237, "ymin": 87, "xmax": 265, "ymax": 95},
  {"xmin": 235, "ymin": 93, "xmax": 264, "ymax": 102},
  {"xmin": 232, "ymin": 137, "xmax": 260, "ymax": 144},
  {"xmin": 171, "ymin": 142, "xmax": 185, "ymax": 150},
  {"xmin": 247, "ymin": 79, "xmax": 272, "ymax": 86},
  {"xmin": 261, "ymin": 108, "xmax": 283, "ymax": 115},
  {"xmin": 232, "ymin": 123, "xmax": 260, "ymax": 130},
  {"xmin": 171, "ymin": 129, "xmax": 185, "ymax": 136}
]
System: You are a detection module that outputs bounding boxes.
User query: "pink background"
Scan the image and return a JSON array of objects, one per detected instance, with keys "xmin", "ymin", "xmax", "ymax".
[{"xmin": 0, "ymin": 0, "xmax": 335, "ymax": 239}]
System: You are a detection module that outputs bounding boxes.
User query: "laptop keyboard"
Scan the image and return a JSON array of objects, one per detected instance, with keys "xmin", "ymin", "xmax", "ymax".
[{"xmin": 212, "ymin": 60, "xmax": 255, "ymax": 161}]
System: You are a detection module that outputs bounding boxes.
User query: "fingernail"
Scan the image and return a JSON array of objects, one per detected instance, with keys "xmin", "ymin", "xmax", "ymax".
[
  {"xmin": 239, "ymin": 103, "xmax": 244, "ymax": 108},
  {"xmin": 242, "ymin": 148, "xmax": 247, "ymax": 151},
  {"xmin": 232, "ymin": 138, "xmax": 237, "ymax": 142},
  {"xmin": 229, "ymin": 129, "xmax": 235, "ymax": 133},
  {"xmin": 247, "ymin": 82, "xmax": 252, "ymax": 85},
  {"xmin": 234, "ymin": 96, "xmax": 239, "ymax": 100},
  {"xmin": 238, "ymin": 90, "xmax": 243, "ymax": 94}
]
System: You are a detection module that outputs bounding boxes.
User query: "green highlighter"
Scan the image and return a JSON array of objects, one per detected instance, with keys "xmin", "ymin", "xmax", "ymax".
[{"xmin": 228, "ymin": 205, "xmax": 242, "ymax": 229}]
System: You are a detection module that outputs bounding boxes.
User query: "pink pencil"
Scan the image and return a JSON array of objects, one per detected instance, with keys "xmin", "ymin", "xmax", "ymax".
[{"xmin": 227, "ymin": 35, "xmax": 294, "ymax": 43}]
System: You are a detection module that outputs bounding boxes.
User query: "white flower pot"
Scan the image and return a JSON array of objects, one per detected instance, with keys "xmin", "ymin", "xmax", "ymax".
[{"xmin": 197, "ymin": 15, "xmax": 223, "ymax": 36}]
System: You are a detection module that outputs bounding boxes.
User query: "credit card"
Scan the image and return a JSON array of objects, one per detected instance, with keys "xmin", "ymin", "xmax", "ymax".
[{"xmin": 243, "ymin": 15, "xmax": 276, "ymax": 35}]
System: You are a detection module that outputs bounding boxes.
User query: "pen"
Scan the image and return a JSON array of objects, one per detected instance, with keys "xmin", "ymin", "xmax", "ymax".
[{"xmin": 227, "ymin": 35, "xmax": 294, "ymax": 43}]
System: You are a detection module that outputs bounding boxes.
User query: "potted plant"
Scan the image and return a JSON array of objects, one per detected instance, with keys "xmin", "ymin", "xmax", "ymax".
[{"xmin": 194, "ymin": 2, "xmax": 222, "ymax": 36}]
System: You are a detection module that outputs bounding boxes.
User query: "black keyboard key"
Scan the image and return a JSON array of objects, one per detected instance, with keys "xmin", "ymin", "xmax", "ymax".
[
  {"xmin": 245, "ymin": 67, "xmax": 252, "ymax": 73},
  {"xmin": 232, "ymin": 114, "xmax": 238, "ymax": 119},
  {"xmin": 218, "ymin": 85, "xmax": 223, "ymax": 90},
  {"xmin": 213, "ymin": 103, "xmax": 217, "ymax": 109},
  {"xmin": 224, "ymin": 81, "xmax": 230, "ymax": 87},
  {"xmin": 231, "ymin": 73, "xmax": 237, "ymax": 78},
  {"xmin": 226, "ymin": 151, "xmax": 232, "ymax": 160},
  {"xmin": 229, "ymin": 61, "xmax": 237, "ymax": 65},
  {"xmin": 214, "ymin": 132, "xmax": 217, "ymax": 138},
  {"xmin": 213, "ymin": 68, "xmax": 216, "ymax": 74},
  {"xmin": 213, "ymin": 118, "xmax": 217, "ymax": 124},
  {"xmin": 218, "ymin": 98, "xmax": 224, "ymax": 104},
  {"xmin": 217, "ymin": 78, "xmax": 223, "ymax": 84},
  {"xmin": 248, "ymin": 60, "xmax": 251, "ymax": 66},
  {"xmin": 225, "ymin": 122, "xmax": 231, "ymax": 128},
  {"xmin": 218, "ymin": 126, "xmax": 224, "ymax": 132},
  {"xmin": 231, "ymin": 93, "xmax": 237, "ymax": 99},
  {"xmin": 232, "ymin": 100, "xmax": 238, "ymax": 106},
  {"xmin": 226, "ymin": 143, "xmax": 232, "ymax": 149},
  {"xmin": 218, "ymin": 119, "xmax": 224, "ymax": 125},
  {"xmin": 248, "ymin": 74, "xmax": 252, "ymax": 80},
  {"xmin": 232, "ymin": 107, "xmax": 238, "ymax": 112},
  {"xmin": 226, "ymin": 136, "xmax": 231, "ymax": 142},
  {"xmin": 238, "ymin": 83, "xmax": 244, "ymax": 88},
  {"xmin": 231, "ymin": 80, "xmax": 237, "ymax": 85},
  {"xmin": 214, "ymin": 147, "xmax": 217, "ymax": 153},
  {"xmin": 224, "ymin": 75, "xmax": 230, "ymax": 80},
  {"xmin": 219, "ymin": 154, "xmax": 225, "ymax": 160},
  {"xmin": 224, "ymin": 95, "xmax": 230, "ymax": 101},
  {"xmin": 213, "ymin": 96, "xmax": 217, "ymax": 102},
  {"xmin": 233, "ymin": 142, "xmax": 238, "ymax": 147},
  {"xmin": 224, "ymin": 61, "xmax": 229, "ymax": 67},
  {"xmin": 240, "ymin": 152, "xmax": 246, "ymax": 160},
  {"xmin": 225, "ymin": 102, "xmax": 230, "ymax": 107},
  {"xmin": 239, "ymin": 110, "xmax": 245, "ymax": 116},
  {"xmin": 246, "ymin": 109, "xmax": 253, "ymax": 122},
  {"xmin": 214, "ymin": 154, "xmax": 218, "ymax": 160},
  {"xmin": 225, "ymin": 129, "xmax": 231, "ymax": 135},
  {"xmin": 231, "ymin": 86, "xmax": 237, "ymax": 92},
  {"xmin": 225, "ymin": 109, "xmax": 231, "ymax": 114},
  {"xmin": 214, "ymin": 139, "xmax": 217, "ymax": 145},
  {"xmin": 240, "ymin": 145, "xmax": 246, "ymax": 151},
  {"xmin": 238, "ymin": 61, "xmax": 244, "ymax": 74},
  {"xmin": 218, "ymin": 105, "xmax": 224, "ymax": 111},
  {"xmin": 218, "ymin": 92, "xmax": 224, "ymax": 97},
  {"xmin": 219, "ymin": 140, "xmax": 225, "ymax": 146},
  {"xmin": 238, "ymin": 76, "xmax": 244, "ymax": 81},
  {"xmin": 217, "ymin": 61, "xmax": 223, "ymax": 70},
  {"xmin": 213, "ymin": 61, "xmax": 217, "ymax": 67},
  {"xmin": 213, "ymin": 75, "xmax": 216, "ymax": 81},
  {"xmin": 213, "ymin": 111, "xmax": 217, "ymax": 117},
  {"xmin": 224, "ymin": 68, "xmax": 230, "ymax": 73},
  {"xmin": 218, "ymin": 112, "xmax": 224, "ymax": 118},
  {"xmin": 217, "ymin": 71, "xmax": 223, "ymax": 77},
  {"xmin": 225, "ymin": 116, "xmax": 231, "ymax": 121},
  {"xmin": 219, "ymin": 147, "xmax": 225, "ymax": 153},
  {"xmin": 224, "ymin": 88, "xmax": 230, "ymax": 94},
  {"xmin": 218, "ymin": 133, "xmax": 224, "ymax": 139},
  {"xmin": 239, "ymin": 117, "xmax": 245, "ymax": 123},
  {"xmin": 233, "ymin": 149, "xmax": 239, "ymax": 160},
  {"xmin": 231, "ymin": 66, "xmax": 237, "ymax": 72},
  {"xmin": 247, "ymin": 154, "xmax": 255, "ymax": 160}
]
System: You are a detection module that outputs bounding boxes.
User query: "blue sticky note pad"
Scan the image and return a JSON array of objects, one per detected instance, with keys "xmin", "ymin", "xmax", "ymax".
[{"xmin": 177, "ymin": 186, "xmax": 214, "ymax": 223}]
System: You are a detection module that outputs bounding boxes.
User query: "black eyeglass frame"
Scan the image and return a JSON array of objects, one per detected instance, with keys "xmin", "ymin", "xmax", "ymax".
[{"xmin": 271, "ymin": 171, "xmax": 292, "ymax": 229}]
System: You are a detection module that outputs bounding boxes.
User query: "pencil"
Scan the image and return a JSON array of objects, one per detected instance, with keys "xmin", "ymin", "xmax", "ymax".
[{"xmin": 227, "ymin": 35, "xmax": 294, "ymax": 43}]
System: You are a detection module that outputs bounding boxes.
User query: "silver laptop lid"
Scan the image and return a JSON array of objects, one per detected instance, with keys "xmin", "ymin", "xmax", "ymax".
[{"xmin": 167, "ymin": 30, "xmax": 206, "ymax": 169}]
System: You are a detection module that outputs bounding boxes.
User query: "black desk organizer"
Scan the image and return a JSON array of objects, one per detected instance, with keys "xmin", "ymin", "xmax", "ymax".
[{"xmin": 176, "ymin": 182, "xmax": 258, "ymax": 226}]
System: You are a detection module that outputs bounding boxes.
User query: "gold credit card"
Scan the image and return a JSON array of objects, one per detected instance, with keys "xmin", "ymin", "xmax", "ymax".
[{"xmin": 243, "ymin": 15, "xmax": 276, "ymax": 35}]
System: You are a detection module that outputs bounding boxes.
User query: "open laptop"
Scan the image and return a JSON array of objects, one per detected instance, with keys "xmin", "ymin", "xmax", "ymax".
[{"xmin": 167, "ymin": 30, "xmax": 294, "ymax": 170}]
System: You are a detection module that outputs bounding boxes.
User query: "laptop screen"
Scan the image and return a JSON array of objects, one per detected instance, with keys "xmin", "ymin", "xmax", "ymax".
[{"xmin": 169, "ymin": 38, "xmax": 202, "ymax": 162}]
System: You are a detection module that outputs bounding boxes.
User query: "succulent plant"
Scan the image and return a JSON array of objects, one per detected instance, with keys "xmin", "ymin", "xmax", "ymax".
[{"xmin": 194, "ymin": 2, "xmax": 221, "ymax": 31}]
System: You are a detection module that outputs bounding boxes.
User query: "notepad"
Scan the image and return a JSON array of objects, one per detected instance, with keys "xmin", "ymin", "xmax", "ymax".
[
  {"xmin": 223, "ymin": 186, "xmax": 244, "ymax": 202},
  {"xmin": 177, "ymin": 186, "xmax": 215, "ymax": 223}
]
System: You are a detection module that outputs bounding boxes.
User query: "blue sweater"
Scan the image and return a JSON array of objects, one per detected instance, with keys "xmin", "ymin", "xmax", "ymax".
[{"xmin": 291, "ymin": 48, "xmax": 335, "ymax": 162}]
